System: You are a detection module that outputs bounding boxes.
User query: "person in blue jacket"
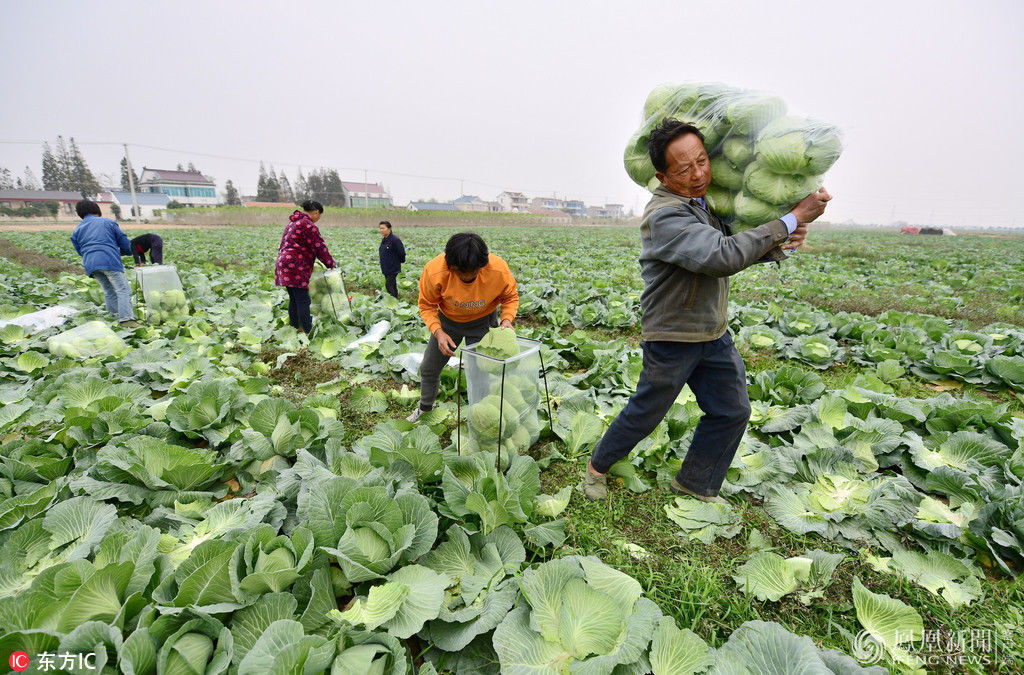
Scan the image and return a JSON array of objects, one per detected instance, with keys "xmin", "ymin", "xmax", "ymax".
[
  {"xmin": 70, "ymin": 199, "xmax": 136, "ymax": 324},
  {"xmin": 378, "ymin": 220, "xmax": 406, "ymax": 298}
]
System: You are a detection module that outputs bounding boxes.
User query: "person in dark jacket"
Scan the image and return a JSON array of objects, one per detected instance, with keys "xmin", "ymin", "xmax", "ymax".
[
  {"xmin": 70, "ymin": 200, "xmax": 136, "ymax": 324},
  {"xmin": 274, "ymin": 200, "xmax": 335, "ymax": 333},
  {"xmin": 378, "ymin": 221, "xmax": 406, "ymax": 298},
  {"xmin": 131, "ymin": 233, "xmax": 163, "ymax": 265},
  {"xmin": 583, "ymin": 119, "xmax": 831, "ymax": 503}
]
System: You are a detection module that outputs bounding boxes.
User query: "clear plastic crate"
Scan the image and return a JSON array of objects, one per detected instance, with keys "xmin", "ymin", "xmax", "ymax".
[
  {"xmin": 47, "ymin": 320, "xmax": 129, "ymax": 359},
  {"xmin": 308, "ymin": 268, "xmax": 351, "ymax": 321},
  {"xmin": 458, "ymin": 336, "xmax": 543, "ymax": 461},
  {"xmin": 137, "ymin": 264, "xmax": 189, "ymax": 325}
]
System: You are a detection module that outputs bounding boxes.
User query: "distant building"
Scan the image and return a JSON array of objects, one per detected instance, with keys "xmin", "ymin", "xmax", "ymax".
[
  {"xmin": 563, "ymin": 200, "xmax": 587, "ymax": 217},
  {"xmin": 604, "ymin": 203, "xmax": 624, "ymax": 218},
  {"xmin": 108, "ymin": 190, "xmax": 171, "ymax": 219},
  {"xmin": 0, "ymin": 189, "xmax": 114, "ymax": 220},
  {"xmin": 138, "ymin": 167, "xmax": 217, "ymax": 207},
  {"xmin": 531, "ymin": 196, "xmax": 565, "ymax": 210},
  {"xmin": 342, "ymin": 181, "xmax": 392, "ymax": 208},
  {"xmin": 243, "ymin": 201, "xmax": 298, "ymax": 208},
  {"xmin": 407, "ymin": 201, "xmax": 459, "ymax": 212},
  {"xmin": 586, "ymin": 203, "xmax": 626, "ymax": 219},
  {"xmin": 497, "ymin": 191, "xmax": 529, "ymax": 213},
  {"xmin": 453, "ymin": 195, "xmax": 492, "ymax": 212},
  {"xmin": 527, "ymin": 206, "xmax": 572, "ymax": 222}
]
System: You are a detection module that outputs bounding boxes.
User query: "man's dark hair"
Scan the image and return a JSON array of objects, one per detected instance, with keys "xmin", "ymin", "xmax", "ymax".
[
  {"xmin": 445, "ymin": 232, "xmax": 489, "ymax": 271},
  {"xmin": 75, "ymin": 200, "xmax": 102, "ymax": 218},
  {"xmin": 301, "ymin": 199, "xmax": 324, "ymax": 213},
  {"xmin": 379, "ymin": 220, "xmax": 392, "ymax": 230},
  {"xmin": 648, "ymin": 119, "xmax": 706, "ymax": 173}
]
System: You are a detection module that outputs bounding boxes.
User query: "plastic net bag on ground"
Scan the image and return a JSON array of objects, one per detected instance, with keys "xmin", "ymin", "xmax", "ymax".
[
  {"xmin": 136, "ymin": 265, "xmax": 190, "ymax": 325},
  {"xmin": 0, "ymin": 305, "xmax": 78, "ymax": 334},
  {"xmin": 46, "ymin": 320, "xmax": 129, "ymax": 359},
  {"xmin": 458, "ymin": 331, "xmax": 543, "ymax": 467},
  {"xmin": 624, "ymin": 82, "xmax": 842, "ymax": 231}
]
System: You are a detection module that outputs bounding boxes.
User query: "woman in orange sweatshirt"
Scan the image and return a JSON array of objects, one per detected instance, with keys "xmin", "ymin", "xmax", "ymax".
[{"xmin": 408, "ymin": 232, "xmax": 518, "ymax": 421}]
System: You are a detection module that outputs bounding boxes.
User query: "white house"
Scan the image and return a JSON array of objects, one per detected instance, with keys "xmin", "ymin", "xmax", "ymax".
[
  {"xmin": 497, "ymin": 191, "xmax": 528, "ymax": 213},
  {"xmin": 531, "ymin": 196, "xmax": 565, "ymax": 211},
  {"xmin": 108, "ymin": 191, "xmax": 171, "ymax": 219},
  {"xmin": 138, "ymin": 168, "xmax": 217, "ymax": 207},
  {"xmin": 341, "ymin": 181, "xmax": 392, "ymax": 208}
]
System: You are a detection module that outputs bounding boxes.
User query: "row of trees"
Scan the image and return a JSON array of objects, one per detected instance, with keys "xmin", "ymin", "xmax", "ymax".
[
  {"xmin": 255, "ymin": 163, "xmax": 347, "ymax": 207},
  {"xmin": 41, "ymin": 136, "xmax": 102, "ymax": 197},
  {"xmin": 0, "ymin": 166, "xmax": 42, "ymax": 191},
  {"xmin": 1, "ymin": 138, "xmax": 209, "ymax": 198},
  {"xmin": 217, "ymin": 164, "xmax": 356, "ymax": 207},
  {"xmin": 4, "ymin": 141, "xmax": 356, "ymax": 211}
]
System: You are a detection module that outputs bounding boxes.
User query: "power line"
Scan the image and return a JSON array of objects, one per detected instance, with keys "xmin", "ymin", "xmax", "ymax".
[{"xmin": 0, "ymin": 138, "xmax": 626, "ymax": 204}]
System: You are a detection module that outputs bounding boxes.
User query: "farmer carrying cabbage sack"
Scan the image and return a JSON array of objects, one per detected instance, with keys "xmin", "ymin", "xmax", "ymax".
[
  {"xmin": 583, "ymin": 118, "xmax": 831, "ymax": 502},
  {"xmin": 407, "ymin": 232, "xmax": 518, "ymax": 422}
]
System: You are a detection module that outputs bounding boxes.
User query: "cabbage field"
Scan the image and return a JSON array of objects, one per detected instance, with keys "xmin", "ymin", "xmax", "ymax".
[{"xmin": 1, "ymin": 224, "xmax": 1023, "ymax": 673}]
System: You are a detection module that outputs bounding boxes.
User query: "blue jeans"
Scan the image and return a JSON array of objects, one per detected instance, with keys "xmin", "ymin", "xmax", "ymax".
[
  {"xmin": 91, "ymin": 269, "xmax": 135, "ymax": 322},
  {"xmin": 589, "ymin": 333, "xmax": 751, "ymax": 496}
]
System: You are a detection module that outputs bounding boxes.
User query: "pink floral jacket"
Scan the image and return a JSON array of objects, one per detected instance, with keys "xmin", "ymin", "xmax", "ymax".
[{"xmin": 274, "ymin": 211, "xmax": 335, "ymax": 288}]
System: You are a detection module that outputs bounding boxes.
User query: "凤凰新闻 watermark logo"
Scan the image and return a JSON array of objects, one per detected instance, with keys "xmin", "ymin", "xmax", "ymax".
[{"xmin": 852, "ymin": 627, "xmax": 1004, "ymax": 667}]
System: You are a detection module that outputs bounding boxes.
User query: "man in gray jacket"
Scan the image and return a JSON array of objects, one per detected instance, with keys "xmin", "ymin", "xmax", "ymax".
[{"xmin": 584, "ymin": 118, "xmax": 831, "ymax": 502}]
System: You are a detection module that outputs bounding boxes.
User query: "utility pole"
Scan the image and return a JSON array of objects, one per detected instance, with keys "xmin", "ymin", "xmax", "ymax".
[
  {"xmin": 123, "ymin": 143, "xmax": 141, "ymax": 222},
  {"xmin": 460, "ymin": 178, "xmax": 465, "ymax": 198}
]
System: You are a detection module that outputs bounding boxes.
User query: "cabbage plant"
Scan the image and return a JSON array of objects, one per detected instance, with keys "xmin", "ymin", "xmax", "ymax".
[
  {"xmin": 493, "ymin": 555, "xmax": 661, "ymax": 673},
  {"xmin": 298, "ymin": 476, "xmax": 437, "ymax": 584}
]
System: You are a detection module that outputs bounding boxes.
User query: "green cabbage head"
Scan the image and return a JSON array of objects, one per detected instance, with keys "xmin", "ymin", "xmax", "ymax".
[{"xmin": 744, "ymin": 162, "xmax": 819, "ymax": 206}]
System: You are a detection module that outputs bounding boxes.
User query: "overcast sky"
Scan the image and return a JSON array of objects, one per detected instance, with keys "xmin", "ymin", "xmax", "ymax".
[{"xmin": 2, "ymin": 0, "xmax": 1022, "ymax": 227}]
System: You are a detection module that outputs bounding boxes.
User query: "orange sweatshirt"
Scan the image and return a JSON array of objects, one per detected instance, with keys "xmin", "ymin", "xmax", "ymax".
[{"xmin": 418, "ymin": 253, "xmax": 519, "ymax": 334}]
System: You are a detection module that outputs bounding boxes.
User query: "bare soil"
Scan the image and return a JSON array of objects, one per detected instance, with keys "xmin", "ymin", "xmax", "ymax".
[{"xmin": 0, "ymin": 237, "xmax": 80, "ymax": 277}]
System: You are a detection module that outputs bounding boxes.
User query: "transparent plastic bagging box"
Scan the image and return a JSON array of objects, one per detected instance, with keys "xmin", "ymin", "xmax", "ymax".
[
  {"xmin": 308, "ymin": 268, "xmax": 351, "ymax": 321},
  {"xmin": 456, "ymin": 336, "xmax": 552, "ymax": 467},
  {"xmin": 135, "ymin": 264, "xmax": 190, "ymax": 325}
]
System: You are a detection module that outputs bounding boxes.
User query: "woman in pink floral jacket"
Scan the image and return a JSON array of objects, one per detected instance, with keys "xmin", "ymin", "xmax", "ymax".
[{"xmin": 274, "ymin": 200, "xmax": 336, "ymax": 333}]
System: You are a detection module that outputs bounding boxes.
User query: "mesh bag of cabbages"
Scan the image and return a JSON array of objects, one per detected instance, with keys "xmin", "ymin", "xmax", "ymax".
[
  {"xmin": 623, "ymin": 82, "xmax": 843, "ymax": 231},
  {"xmin": 308, "ymin": 267, "xmax": 352, "ymax": 322},
  {"xmin": 137, "ymin": 264, "xmax": 190, "ymax": 325},
  {"xmin": 47, "ymin": 320, "xmax": 129, "ymax": 359},
  {"xmin": 458, "ymin": 330, "xmax": 545, "ymax": 468}
]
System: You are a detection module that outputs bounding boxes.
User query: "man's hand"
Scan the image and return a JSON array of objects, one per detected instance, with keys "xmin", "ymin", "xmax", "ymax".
[
  {"xmin": 499, "ymin": 319, "xmax": 513, "ymax": 329},
  {"xmin": 434, "ymin": 329, "xmax": 458, "ymax": 357},
  {"xmin": 782, "ymin": 223, "xmax": 809, "ymax": 250},
  {"xmin": 791, "ymin": 186, "xmax": 832, "ymax": 225}
]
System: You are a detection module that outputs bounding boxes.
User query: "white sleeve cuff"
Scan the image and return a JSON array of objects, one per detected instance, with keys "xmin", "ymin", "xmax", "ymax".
[{"xmin": 781, "ymin": 213, "xmax": 798, "ymax": 234}]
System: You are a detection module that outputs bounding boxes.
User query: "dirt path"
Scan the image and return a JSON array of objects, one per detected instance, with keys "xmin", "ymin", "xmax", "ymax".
[
  {"xmin": 0, "ymin": 222, "xmax": 239, "ymax": 232},
  {"xmin": 0, "ymin": 238, "xmax": 81, "ymax": 277}
]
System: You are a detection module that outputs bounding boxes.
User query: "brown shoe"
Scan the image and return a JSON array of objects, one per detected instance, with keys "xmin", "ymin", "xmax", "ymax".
[{"xmin": 670, "ymin": 478, "xmax": 728, "ymax": 504}]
